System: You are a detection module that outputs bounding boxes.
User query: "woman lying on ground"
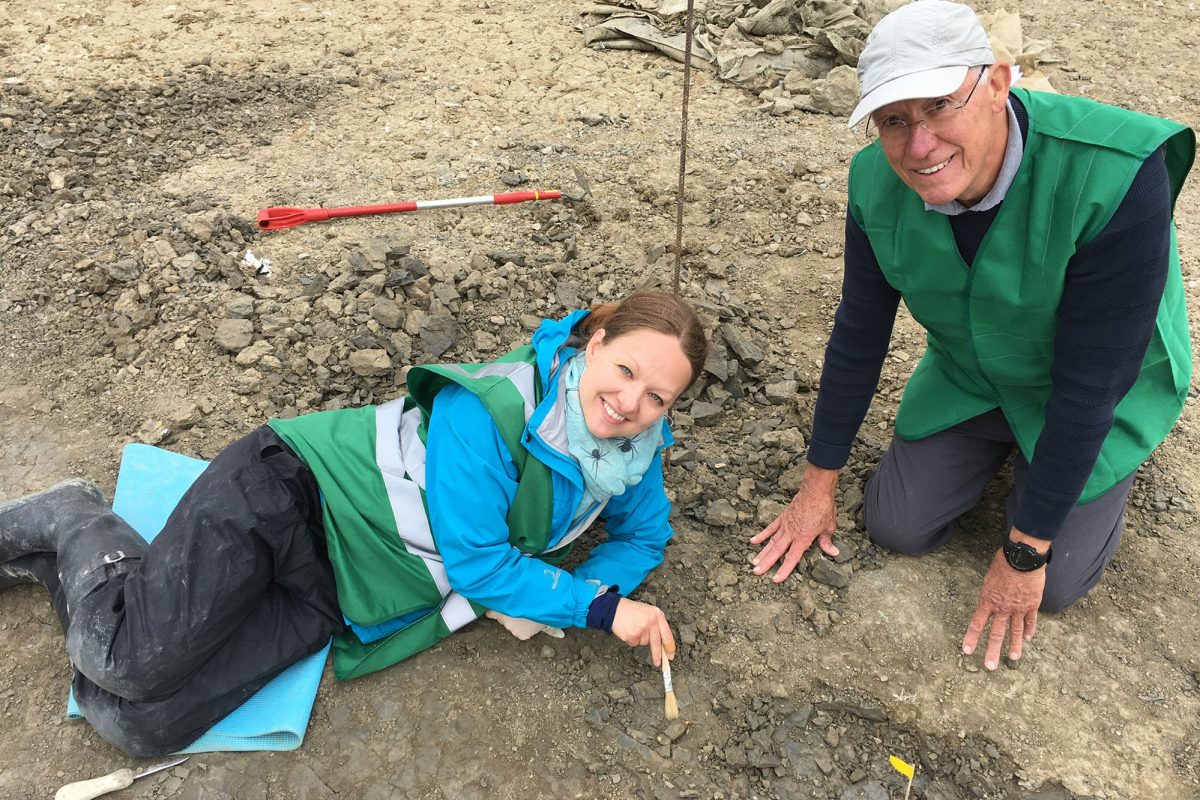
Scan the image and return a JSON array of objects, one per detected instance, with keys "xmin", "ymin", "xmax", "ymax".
[{"xmin": 0, "ymin": 289, "xmax": 708, "ymax": 756}]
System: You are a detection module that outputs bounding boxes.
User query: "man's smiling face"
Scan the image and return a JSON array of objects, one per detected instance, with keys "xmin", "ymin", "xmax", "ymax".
[{"xmin": 874, "ymin": 65, "xmax": 1011, "ymax": 207}]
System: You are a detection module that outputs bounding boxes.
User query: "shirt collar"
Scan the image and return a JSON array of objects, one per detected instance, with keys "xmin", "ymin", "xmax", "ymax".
[{"xmin": 925, "ymin": 98, "xmax": 1023, "ymax": 216}]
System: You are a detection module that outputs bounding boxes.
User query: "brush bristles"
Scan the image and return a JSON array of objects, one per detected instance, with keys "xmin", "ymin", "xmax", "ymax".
[
  {"xmin": 663, "ymin": 690, "xmax": 679, "ymax": 720},
  {"xmin": 661, "ymin": 655, "xmax": 678, "ymax": 720}
]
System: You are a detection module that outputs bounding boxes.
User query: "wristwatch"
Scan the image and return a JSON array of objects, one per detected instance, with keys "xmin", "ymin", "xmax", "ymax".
[{"xmin": 1003, "ymin": 537, "xmax": 1052, "ymax": 572}]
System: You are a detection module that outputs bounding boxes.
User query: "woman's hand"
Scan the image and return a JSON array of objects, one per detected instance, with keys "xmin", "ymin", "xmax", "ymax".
[
  {"xmin": 484, "ymin": 610, "xmax": 565, "ymax": 641},
  {"xmin": 610, "ymin": 598, "xmax": 675, "ymax": 666}
]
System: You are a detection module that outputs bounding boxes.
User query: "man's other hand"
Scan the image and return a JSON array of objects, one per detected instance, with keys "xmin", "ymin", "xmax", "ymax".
[
  {"xmin": 750, "ymin": 464, "xmax": 840, "ymax": 583},
  {"xmin": 962, "ymin": 544, "xmax": 1047, "ymax": 669}
]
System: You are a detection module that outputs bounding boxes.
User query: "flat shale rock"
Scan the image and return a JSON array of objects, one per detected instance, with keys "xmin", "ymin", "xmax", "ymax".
[
  {"xmin": 810, "ymin": 559, "xmax": 852, "ymax": 589},
  {"xmin": 418, "ymin": 313, "xmax": 458, "ymax": 358},
  {"xmin": 720, "ymin": 322, "xmax": 764, "ymax": 366},
  {"xmin": 689, "ymin": 400, "xmax": 724, "ymax": 426},
  {"xmin": 706, "ymin": 498, "xmax": 739, "ymax": 527},
  {"xmin": 348, "ymin": 349, "xmax": 392, "ymax": 376},
  {"xmin": 215, "ymin": 318, "xmax": 254, "ymax": 351},
  {"xmin": 370, "ymin": 298, "xmax": 404, "ymax": 329}
]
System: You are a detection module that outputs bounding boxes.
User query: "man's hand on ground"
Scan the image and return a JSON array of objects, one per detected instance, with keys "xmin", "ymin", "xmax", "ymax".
[
  {"xmin": 750, "ymin": 464, "xmax": 840, "ymax": 583},
  {"xmin": 962, "ymin": 548, "xmax": 1046, "ymax": 669}
]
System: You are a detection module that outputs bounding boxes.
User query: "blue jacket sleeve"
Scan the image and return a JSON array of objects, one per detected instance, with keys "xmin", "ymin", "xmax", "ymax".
[
  {"xmin": 573, "ymin": 449, "xmax": 673, "ymax": 593},
  {"xmin": 425, "ymin": 385, "xmax": 604, "ymax": 629}
]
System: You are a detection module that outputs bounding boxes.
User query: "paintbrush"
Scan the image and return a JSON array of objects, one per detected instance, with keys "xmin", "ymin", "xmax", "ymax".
[{"xmin": 661, "ymin": 652, "xmax": 678, "ymax": 720}]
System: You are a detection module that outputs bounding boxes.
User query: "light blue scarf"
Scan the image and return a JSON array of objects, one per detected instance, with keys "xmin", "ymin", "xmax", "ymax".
[{"xmin": 563, "ymin": 353, "xmax": 662, "ymax": 514}]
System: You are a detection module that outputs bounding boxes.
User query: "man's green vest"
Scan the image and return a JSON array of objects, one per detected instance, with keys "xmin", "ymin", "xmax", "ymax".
[
  {"xmin": 270, "ymin": 345, "xmax": 580, "ymax": 680},
  {"xmin": 848, "ymin": 88, "xmax": 1194, "ymax": 502}
]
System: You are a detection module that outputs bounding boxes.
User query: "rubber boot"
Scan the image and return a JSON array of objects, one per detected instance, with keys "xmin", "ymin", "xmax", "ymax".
[
  {"xmin": 0, "ymin": 552, "xmax": 52, "ymax": 589},
  {"xmin": 1, "ymin": 480, "xmax": 146, "ymax": 671},
  {"xmin": 49, "ymin": 496, "xmax": 148, "ymax": 697},
  {"xmin": 0, "ymin": 552, "xmax": 69, "ymax": 633},
  {"xmin": 0, "ymin": 482, "xmax": 107, "ymax": 637},
  {"xmin": 0, "ymin": 479, "xmax": 108, "ymax": 562}
]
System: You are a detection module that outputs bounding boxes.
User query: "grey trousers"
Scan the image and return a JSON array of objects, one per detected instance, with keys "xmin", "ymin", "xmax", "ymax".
[{"xmin": 863, "ymin": 409, "xmax": 1135, "ymax": 611}]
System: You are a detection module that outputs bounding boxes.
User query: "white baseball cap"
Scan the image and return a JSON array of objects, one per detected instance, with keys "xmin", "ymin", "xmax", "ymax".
[{"xmin": 848, "ymin": 0, "xmax": 996, "ymax": 129}]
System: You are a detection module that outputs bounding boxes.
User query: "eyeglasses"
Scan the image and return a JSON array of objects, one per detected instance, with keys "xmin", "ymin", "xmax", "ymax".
[{"xmin": 867, "ymin": 66, "xmax": 989, "ymax": 144}]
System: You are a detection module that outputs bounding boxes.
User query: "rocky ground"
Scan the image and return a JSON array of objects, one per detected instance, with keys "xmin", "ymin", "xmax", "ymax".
[{"xmin": 1, "ymin": 1, "xmax": 1199, "ymax": 798}]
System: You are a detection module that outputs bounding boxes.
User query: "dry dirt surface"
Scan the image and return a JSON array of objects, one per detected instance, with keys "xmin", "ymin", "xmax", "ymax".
[{"xmin": 2, "ymin": 1, "xmax": 1199, "ymax": 799}]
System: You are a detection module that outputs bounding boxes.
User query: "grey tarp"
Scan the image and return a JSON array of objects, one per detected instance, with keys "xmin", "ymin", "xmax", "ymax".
[
  {"xmin": 579, "ymin": 0, "xmax": 1060, "ymax": 116},
  {"xmin": 580, "ymin": 0, "xmax": 892, "ymax": 92}
]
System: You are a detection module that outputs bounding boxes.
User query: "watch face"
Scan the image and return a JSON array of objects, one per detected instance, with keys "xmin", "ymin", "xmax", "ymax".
[{"xmin": 1004, "ymin": 540, "xmax": 1046, "ymax": 571}]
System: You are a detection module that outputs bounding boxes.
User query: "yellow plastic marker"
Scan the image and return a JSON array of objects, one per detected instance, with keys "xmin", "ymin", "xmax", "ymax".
[
  {"xmin": 889, "ymin": 755, "xmax": 915, "ymax": 800},
  {"xmin": 889, "ymin": 756, "xmax": 914, "ymax": 779}
]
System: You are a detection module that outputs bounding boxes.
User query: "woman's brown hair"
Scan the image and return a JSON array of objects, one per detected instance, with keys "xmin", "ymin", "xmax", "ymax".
[{"xmin": 575, "ymin": 290, "xmax": 709, "ymax": 389}]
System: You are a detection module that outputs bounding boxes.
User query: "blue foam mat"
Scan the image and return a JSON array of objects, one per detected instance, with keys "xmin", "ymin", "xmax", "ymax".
[{"xmin": 66, "ymin": 443, "xmax": 331, "ymax": 753}]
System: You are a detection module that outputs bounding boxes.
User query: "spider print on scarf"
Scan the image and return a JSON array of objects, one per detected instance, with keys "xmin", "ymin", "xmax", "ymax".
[
  {"xmin": 585, "ymin": 447, "xmax": 608, "ymax": 475},
  {"xmin": 616, "ymin": 436, "xmax": 637, "ymax": 455}
]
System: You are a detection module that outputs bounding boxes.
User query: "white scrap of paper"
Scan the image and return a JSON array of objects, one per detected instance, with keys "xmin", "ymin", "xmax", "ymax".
[{"xmin": 242, "ymin": 250, "xmax": 272, "ymax": 276}]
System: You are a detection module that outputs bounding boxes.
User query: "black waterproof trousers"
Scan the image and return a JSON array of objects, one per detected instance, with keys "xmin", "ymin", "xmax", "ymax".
[{"xmin": 71, "ymin": 426, "xmax": 344, "ymax": 756}]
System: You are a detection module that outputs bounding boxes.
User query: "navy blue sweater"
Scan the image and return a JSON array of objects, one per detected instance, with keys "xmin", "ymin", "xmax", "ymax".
[{"xmin": 809, "ymin": 95, "xmax": 1173, "ymax": 540}]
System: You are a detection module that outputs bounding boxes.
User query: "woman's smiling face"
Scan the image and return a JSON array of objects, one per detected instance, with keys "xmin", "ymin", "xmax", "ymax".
[{"xmin": 576, "ymin": 327, "xmax": 693, "ymax": 439}]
